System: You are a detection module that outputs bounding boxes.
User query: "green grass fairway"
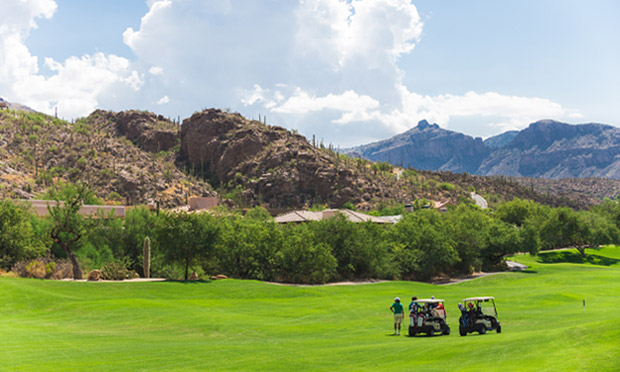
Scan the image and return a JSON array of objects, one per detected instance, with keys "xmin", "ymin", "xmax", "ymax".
[{"xmin": 2, "ymin": 247, "xmax": 620, "ymax": 371}]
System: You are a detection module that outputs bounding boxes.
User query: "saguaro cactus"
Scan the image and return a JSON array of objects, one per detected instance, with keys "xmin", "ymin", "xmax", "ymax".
[{"xmin": 143, "ymin": 236, "xmax": 151, "ymax": 279}]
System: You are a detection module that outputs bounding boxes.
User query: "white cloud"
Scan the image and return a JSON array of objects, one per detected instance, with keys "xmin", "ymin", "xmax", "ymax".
[
  {"xmin": 295, "ymin": 0, "xmax": 422, "ymax": 69},
  {"xmin": 0, "ymin": 0, "xmax": 141, "ymax": 118},
  {"xmin": 157, "ymin": 95, "xmax": 169, "ymax": 104},
  {"xmin": 149, "ymin": 66, "xmax": 164, "ymax": 75},
  {"xmin": 273, "ymin": 88, "xmax": 380, "ymax": 122}
]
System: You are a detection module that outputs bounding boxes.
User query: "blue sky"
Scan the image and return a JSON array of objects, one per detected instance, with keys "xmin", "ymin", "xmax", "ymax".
[{"xmin": 1, "ymin": 0, "xmax": 619, "ymax": 147}]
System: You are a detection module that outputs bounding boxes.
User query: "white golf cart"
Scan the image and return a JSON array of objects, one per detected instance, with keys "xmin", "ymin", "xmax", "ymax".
[
  {"xmin": 408, "ymin": 298, "xmax": 450, "ymax": 337},
  {"xmin": 458, "ymin": 296, "xmax": 501, "ymax": 336}
]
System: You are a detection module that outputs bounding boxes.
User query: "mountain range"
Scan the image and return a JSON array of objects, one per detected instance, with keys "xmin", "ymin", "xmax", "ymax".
[
  {"xmin": 346, "ymin": 119, "xmax": 620, "ymax": 179},
  {"xmin": 2, "ymin": 96, "xmax": 620, "ymax": 209}
]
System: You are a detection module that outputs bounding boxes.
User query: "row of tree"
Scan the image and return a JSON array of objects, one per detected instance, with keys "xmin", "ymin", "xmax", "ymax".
[{"xmin": 2, "ymin": 184, "xmax": 620, "ymax": 283}]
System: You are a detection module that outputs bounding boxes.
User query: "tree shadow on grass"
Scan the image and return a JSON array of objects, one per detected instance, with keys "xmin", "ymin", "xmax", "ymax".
[
  {"xmin": 165, "ymin": 279, "xmax": 213, "ymax": 284},
  {"xmin": 538, "ymin": 251, "xmax": 620, "ymax": 266}
]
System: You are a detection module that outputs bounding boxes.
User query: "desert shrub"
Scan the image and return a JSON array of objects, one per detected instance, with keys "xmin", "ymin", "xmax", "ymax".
[
  {"xmin": 25, "ymin": 260, "xmax": 46, "ymax": 278},
  {"xmin": 11, "ymin": 255, "xmax": 73, "ymax": 279},
  {"xmin": 101, "ymin": 261, "xmax": 131, "ymax": 280},
  {"xmin": 439, "ymin": 182, "xmax": 455, "ymax": 191}
]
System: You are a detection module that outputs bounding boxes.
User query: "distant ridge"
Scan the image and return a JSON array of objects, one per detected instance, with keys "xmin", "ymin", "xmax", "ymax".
[
  {"xmin": 347, "ymin": 120, "xmax": 490, "ymax": 173},
  {"xmin": 346, "ymin": 119, "xmax": 620, "ymax": 179}
]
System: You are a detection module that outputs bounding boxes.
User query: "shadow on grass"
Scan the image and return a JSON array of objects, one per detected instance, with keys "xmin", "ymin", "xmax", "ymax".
[
  {"xmin": 165, "ymin": 279, "xmax": 213, "ymax": 284},
  {"xmin": 538, "ymin": 251, "xmax": 620, "ymax": 266}
]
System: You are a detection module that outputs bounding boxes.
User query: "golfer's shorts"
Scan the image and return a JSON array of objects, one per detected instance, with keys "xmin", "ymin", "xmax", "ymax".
[{"xmin": 394, "ymin": 313, "xmax": 403, "ymax": 324}]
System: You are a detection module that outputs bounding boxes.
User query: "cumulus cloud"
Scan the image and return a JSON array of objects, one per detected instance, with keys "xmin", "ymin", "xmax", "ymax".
[
  {"xmin": 0, "ymin": 0, "xmax": 580, "ymax": 146},
  {"xmin": 241, "ymin": 0, "xmax": 575, "ymax": 145},
  {"xmin": 0, "ymin": 0, "xmax": 141, "ymax": 118}
]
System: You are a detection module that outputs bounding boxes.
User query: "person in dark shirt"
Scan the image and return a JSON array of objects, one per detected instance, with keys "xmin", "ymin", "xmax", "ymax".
[{"xmin": 408, "ymin": 296, "xmax": 420, "ymax": 327}]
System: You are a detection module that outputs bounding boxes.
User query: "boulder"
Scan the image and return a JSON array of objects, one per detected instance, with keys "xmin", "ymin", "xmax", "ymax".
[{"xmin": 88, "ymin": 270, "xmax": 102, "ymax": 281}]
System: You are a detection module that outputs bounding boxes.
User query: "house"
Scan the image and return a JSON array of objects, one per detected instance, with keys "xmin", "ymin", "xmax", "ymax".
[{"xmin": 168, "ymin": 197, "xmax": 219, "ymax": 214}]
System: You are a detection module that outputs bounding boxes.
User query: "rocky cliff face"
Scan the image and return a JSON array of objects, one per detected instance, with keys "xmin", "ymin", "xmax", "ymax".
[
  {"xmin": 349, "ymin": 119, "xmax": 620, "ymax": 180},
  {"xmin": 89, "ymin": 110, "xmax": 178, "ymax": 153},
  {"xmin": 347, "ymin": 120, "xmax": 490, "ymax": 173},
  {"xmin": 179, "ymin": 109, "xmax": 401, "ymax": 208}
]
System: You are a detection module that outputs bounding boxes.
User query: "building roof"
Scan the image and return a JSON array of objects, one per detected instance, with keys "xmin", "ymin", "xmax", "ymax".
[
  {"xmin": 275, "ymin": 209, "xmax": 392, "ymax": 224},
  {"xmin": 21, "ymin": 200, "xmax": 125, "ymax": 218}
]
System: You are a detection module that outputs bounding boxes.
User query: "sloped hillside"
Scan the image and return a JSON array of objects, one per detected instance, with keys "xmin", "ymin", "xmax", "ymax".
[{"xmin": 0, "ymin": 109, "xmax": 214, "ymax": 206}]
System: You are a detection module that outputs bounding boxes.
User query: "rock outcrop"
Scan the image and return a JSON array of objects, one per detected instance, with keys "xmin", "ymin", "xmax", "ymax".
[{"xmin": 180, "ymin": 109, "xmax": 399, "ymax": 208}]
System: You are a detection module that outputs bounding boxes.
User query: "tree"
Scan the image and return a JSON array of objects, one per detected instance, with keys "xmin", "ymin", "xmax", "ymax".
[
  {"xmin": 120, "ymin": 206, "xmax": 156, "ymax": 273},
  {"xmin": 540, "ymin": 207, "xmax": 591, "ymax": 256},
  {"xmin": 277, "ymin": 224, "xmax": 337, "ymax": 284},
  {"xmin": 155, "ymin": 211, "xmax": 218, "ymax": 280},
  {"xmin": 495, "ymin": 198, "xmax": 544, "ymax": 227},
  {"xmin": 444, "ymin": 204, "xmax": 489, "ymax": 274},
  {"xmin": 389, "ymin": 210, "xmax": 458, "ymax": 280},
  {"xmin": 0, "ymin": 200, "xmax": 42, "ymax": 269},
  {"xmin": 48, "ymin": 184, "xmax": 89, "ymax": 279},
  {"xmin": 214, "ymin": 214, "xmax": 282, "ymax": 281},
  {"xmin": 482, "ymin": 219, "xmax": 521, "ymax": 269}
]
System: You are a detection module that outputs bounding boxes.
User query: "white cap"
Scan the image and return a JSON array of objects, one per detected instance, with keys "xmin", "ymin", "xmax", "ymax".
[{"xmin": 394, "ymin": 297, "xmax": 400, "ymax": 301}]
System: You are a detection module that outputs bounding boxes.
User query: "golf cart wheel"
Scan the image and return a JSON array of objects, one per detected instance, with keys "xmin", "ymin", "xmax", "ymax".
[
  {"xmin": 442, "ymin": 326, "xmax": 450, "ymax": 336},
  {"xmin": 459, "ymin": 327, "xmax": 467, "ymax": 336},
  {"xmin": 496, "ymin": 325, "xmax": 502, "ymax": 333},
  {"xmin": 426, "ymin": 328, "xmax": 434, "ymax": 337},
  {"xmin": 479, "ymin": 324, "xmax": 487, "ymax": 335}
]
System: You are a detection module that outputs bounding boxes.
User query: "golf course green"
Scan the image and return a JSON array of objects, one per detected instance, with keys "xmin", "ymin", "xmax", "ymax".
[{"xmin": 1, "ymin": 247, "xmax": 619, "ymax": 371}]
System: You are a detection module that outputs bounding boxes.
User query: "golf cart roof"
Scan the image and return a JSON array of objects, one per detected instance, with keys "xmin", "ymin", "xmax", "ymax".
[
  {"xmin": 416, "ymin": 299, "xmax": 444, "ymax": 303},
  {"xmin": 462, "ymin": 296, "xmax": 495, "ymax": 302}
]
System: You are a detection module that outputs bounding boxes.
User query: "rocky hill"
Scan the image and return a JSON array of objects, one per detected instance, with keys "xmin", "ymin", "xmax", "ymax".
[
  {"xmin": 348, "ymin": 119, "xmax": 620, "ymax": 180},
  {"xmin": 180, "ymin": 110, "xmax": 425, "ymax": 208}
]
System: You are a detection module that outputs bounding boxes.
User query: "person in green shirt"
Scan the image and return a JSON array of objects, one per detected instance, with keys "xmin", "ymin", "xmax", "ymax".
[{"xmin": 390, "ymin": 297, "xmax": 404, "ymax": 335}]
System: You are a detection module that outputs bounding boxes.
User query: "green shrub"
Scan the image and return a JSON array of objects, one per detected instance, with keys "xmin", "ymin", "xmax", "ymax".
[{"xmin": 439, "ymin": 182, "xmax": 455, "ymax": 191}]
